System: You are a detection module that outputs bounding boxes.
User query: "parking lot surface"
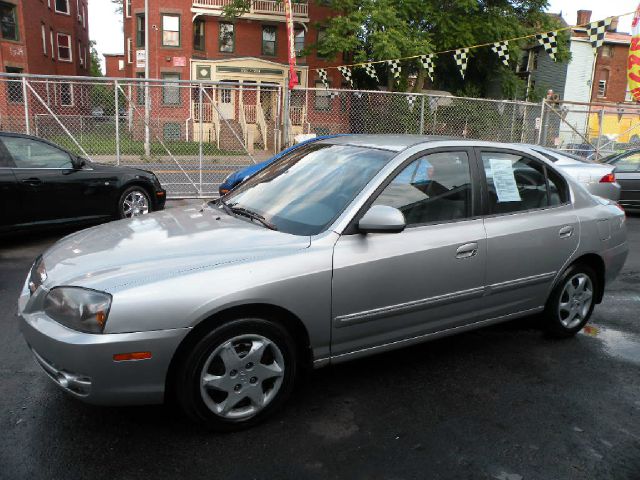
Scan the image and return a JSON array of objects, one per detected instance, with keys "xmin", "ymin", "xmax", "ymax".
[{"xmin": 1, "ymin": 209, "xmax": 639, "ymax": 480}]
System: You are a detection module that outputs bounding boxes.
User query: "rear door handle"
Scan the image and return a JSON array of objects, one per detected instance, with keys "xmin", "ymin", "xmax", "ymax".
[
  {"xmin": 456, "ymin": 242, "xmax": 479, "ymax": 259},
  {"xmin": 559, "ymin": 226, "xmax": 574, "ymax": 238},
  {"xmin": 21, "ymin": 178, "xmax": 43, "ymax": 186}
]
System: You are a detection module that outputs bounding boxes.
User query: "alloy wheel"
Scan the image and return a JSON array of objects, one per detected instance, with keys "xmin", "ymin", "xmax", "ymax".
[
  {"xmin": 199, "ymin": 334, "xmax": 285, "ymax": 420},
  {"xmin": 558, "ymin": 273, "xmax": 594, "ymax": 329},
  {"xmin": 122, "ymin": 190, "xmax": 150, "ymax": 217}
]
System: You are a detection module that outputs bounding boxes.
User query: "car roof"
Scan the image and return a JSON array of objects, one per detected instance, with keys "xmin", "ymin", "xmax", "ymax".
[{"xmin": 315, "ymin": 134, "xmax": 459, "ymax": 152}]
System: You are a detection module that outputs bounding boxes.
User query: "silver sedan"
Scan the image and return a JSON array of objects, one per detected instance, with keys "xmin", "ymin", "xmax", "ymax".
[
  {"xmin": 523, "ymin": 145, "xmax": 621, "ymax": 201},
  {"xmin": 18, "ymin": 136, "xmax": 628, "ymax": 431}
]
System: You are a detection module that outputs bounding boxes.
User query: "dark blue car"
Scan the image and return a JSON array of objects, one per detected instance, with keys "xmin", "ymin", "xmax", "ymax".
[{"xmin": 218, "ymin": 135, "xmax": 341, "ymax": 196}]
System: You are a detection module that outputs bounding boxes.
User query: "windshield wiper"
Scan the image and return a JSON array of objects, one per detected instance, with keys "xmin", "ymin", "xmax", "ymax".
[{"xmin": 220, "ymin": 200, "xmax": 278, "ymax": 231}]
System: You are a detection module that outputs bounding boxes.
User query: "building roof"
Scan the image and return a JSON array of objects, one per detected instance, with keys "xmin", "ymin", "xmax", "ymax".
[{"xmin": 604, "ymin": 31, "xmax": 631, "ymax": 45}]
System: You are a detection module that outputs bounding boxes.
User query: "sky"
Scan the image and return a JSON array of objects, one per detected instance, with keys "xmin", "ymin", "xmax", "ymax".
[{"xmin": 89, "ymin": 0, "xmax": 639, "ymax": 74}]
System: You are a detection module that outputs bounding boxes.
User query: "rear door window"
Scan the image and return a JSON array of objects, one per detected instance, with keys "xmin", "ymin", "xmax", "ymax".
[{"xmin": 480, "ymin": 151, "xmax": 568, "ymax": 215}]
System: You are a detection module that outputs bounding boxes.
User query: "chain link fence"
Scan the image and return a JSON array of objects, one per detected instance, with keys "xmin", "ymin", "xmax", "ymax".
[
  {"xmin": 539, "ymin": 99, "xmax": 640, "ymax": 160},
  {"xmin": 2, "ymin": 73, "xmax": 638, "ymax": 197},
  {"xmin": 286, "ymin": 87, "xmax": 542, "ymax": 145}
]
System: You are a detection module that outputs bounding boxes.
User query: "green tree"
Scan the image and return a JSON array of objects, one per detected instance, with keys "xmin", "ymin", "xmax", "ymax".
[
  {"xmin": 224, "ymin": 0, "xmax": 568, "ymax": 97},
  {"xmin": 112, "ymin": 0, "xmax": 123, "ymax": 14}
]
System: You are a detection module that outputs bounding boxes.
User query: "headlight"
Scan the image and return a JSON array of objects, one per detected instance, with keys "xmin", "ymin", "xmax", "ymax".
[{"xmin": 43, "ymin": 287, "xmax": 112, "ymax": 334}]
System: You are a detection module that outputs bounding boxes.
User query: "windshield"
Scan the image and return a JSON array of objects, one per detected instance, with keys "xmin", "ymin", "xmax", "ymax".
[{"xmin": 219, "ymin": 144, "xmax": 394, "ymax": 236}]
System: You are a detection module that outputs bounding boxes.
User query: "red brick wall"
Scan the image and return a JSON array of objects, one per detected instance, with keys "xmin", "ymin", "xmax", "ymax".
[
  {"xmin": 592, "ymin": 42, "xmax": 630, "ymax": 103},
  {"xmin": 122, "ymin": 0, "xmax": 343, "ymax": 86},
  {"xmin": 104, "ymin": 54, "xmax": 126, "ymax": 78},
  {"xmin": 0, "ymin": 0, "xmax": 90, "ymax": 76}
]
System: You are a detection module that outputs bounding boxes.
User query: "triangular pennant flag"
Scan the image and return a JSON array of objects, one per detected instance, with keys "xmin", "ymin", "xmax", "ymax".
[
  {"xmin": 587, "ymin": 18, "xmax": 612, "ymax": 50},
  {"xmin": 617, "ymin": 107, "xmax": 625, "ymax": 122},
  {"xmin": 536, "ymin": 31, "xmax": 558, "ymax": 61},
  {"xmin": 491, "ymin": 41, "xmax": 510, "ymax": 67},
  {"xmin": 387, "ymin": 60, "xmax": 401, "ymax": 80},
  {"xmin": 454, "ymin": 48, "xmax": 470, "ymax": 79},
  {"xmin": 363, "ymin": 63, "xmax": 379, "ymax": 82},
  {"xmin": 317, "ymin": 69, "xmax": 329, "ymax": 88},
  {"xmin": 419, "ymin": 54, "xmax": 435, "ymax": 82},
  {"xmin": 337, "ymin": 66, "xmax": 354, "ymax": 88}
]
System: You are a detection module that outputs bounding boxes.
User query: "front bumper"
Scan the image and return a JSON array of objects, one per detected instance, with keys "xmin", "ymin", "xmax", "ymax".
[{"xmin": 19, "ymin": 290, "xmax": 189, "ymax": 406}]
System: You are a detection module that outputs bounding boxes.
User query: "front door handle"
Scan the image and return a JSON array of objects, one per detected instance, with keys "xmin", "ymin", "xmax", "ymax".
[
  {"xmin": 456, "ymin": 242, "xmax": 479, "ymax": 259},
  {"xmin": 21, "ymin": 177, "xmax": 43, "ymax": 186},
  {"xmin": 559, "ymin": 226, "xmax": 574, "ymax": 238}
]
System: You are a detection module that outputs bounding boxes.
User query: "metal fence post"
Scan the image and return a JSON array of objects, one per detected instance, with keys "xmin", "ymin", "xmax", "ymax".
[
  {"xmin": 537, "ymin": 99, "xmax": 546, "ymax": 145},
  {"xmin": 419, "ymin": 96, "xmax": 425, "ymax": 135},
  {"xmin": 114, "ymin": 80, "xmax": 121, "ymax": 165},
  {"xmin": 22, "ymin": 77, "xmax": 30, "ymax": 135},
  {"xmin": 198, "ymin": 83, "xmax": 204, "ymax": 196},
  {"xmin": 282, "ymin": 86, "xmax": 290, "ymax": 148}
]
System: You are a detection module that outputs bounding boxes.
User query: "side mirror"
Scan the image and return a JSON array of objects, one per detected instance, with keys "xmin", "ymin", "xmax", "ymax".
[
  {"xmin": 72, "ymin": 156, "xmax": 86, "ymax": 169},
  {"xmin": 358, "ymin": 205, "xmax": 406, "ymax": 234}
]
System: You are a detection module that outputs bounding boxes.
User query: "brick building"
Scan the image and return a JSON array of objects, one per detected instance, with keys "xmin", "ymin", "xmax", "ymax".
[
  {"xmin": 104, "ymin": 53, "xmax": 126, "ymax": 78},
  {"xmin": 118, "ymin": 0, "xmax": 345, "ymax": 151},
  {"xmin": 0, "ymin": 0, "xmax": 90, "ymax": 76},
  {"xmin": 591, "ymin": 30, "xmax": 631, "ymax": 104}
]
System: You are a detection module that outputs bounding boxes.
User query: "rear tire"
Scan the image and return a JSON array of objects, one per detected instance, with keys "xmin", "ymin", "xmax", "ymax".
[
  {"xmin": 174, "ymin": 318, "xmax": 297, "ymax": 431},
  {"xmin": 543, "ymin": 264, "xmax": 597, "ymax": 338}
]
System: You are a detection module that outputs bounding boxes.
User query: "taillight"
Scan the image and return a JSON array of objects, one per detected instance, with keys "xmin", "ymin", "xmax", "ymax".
[{"xmin": 599, "ymin": 172, "xmax": 616, "ymax": 183}]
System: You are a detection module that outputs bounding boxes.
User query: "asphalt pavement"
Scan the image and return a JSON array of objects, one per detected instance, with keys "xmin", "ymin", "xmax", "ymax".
[{"xmin": 1, "ymin": 210, "xmax": 639, "ymax": 480}]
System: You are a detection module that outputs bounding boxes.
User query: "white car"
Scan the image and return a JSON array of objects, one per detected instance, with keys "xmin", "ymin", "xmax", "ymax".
[{"xmin": 521, "ymin": 145, "xmax": 620, "ymax": 201}]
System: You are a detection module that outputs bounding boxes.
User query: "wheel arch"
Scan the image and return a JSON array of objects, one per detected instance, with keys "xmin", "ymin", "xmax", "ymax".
[
  {"xmin": 118, "ymin": 181, "xmax": 156, "ymax": 212},
  {"xmin": 164, "ymin": 303, "xmax": 313, "ymax": 401},
  {"xmin": 569, "ymin": 253, "xmax": 606, "ymax": 304}
]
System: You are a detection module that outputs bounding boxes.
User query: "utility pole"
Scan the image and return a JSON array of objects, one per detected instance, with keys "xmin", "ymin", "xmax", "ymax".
[{"xmin": 144, "ymin": 0, "xmax": 151, "ymax": 157}]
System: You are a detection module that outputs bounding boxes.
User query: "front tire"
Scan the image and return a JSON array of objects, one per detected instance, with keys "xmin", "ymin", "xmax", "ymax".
[
  {"xmin": 118, "ymin": 186, "xmax": 151, "ymax": 219},
  {"xmin": 543, "ymin": 264, "xmax": 597, "ymax": 338},
  {"xmin": 174, "ymin": 318, "xmax": 297, "ymax": 431}
]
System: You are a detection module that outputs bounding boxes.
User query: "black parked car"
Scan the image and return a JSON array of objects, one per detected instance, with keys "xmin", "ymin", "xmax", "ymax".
[{"xmin": 0, "ymin": 132, "xmax": 166, "ymax": 233}]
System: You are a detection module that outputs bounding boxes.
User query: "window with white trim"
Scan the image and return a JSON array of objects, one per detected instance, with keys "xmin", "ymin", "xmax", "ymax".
[
  {"xmin": 598, "ymin": 80, "xmax": 607, "ymax": 98},
  {"xmin": 57, "ymin": 33, "xmax": 72, "ymax": 61},
  {"xmin": 41, "ymin": 24, "xmax": 47, "ymax": 55},
  {"xmin": 162, "ymin": 14, "xmax": 180, "ymax": 47},
  {"xmin": 125, "ymin": 0, "xmax": 131, "ymax": 18},
  {"xmin": 55, "ymin": 0, "xmax": 69, "ymax": 14},
  {"xmin": 78, "ymin": 40, "xmax": 83, "ymax": 66},
  {"xmin": 50, "ymin": 29, "xmax": 55, "ymax": 61},
  {"xmin": 58, "ymin": 83, "xmax": 74, "ymax": 106},
  {"xmin": 127, "ymin": 37, "xmax": 133, "ymax": 63}
]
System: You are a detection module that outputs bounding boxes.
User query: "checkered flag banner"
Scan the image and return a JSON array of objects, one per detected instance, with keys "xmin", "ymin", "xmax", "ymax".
[
  {"xmin": 536, "ymin": 31, "xmax": 558, "ymax": 61},
  {"xmin": 337, "ymin": 66, "xmax": 354, "ymax": 88},
  {"xmin": 419, "ymin": 54, "xmax": 435, "ymax": 82},
  {"xmin": 407, "ymin": 95, "xmax": 418, "ymax": 109},
  {"xmin": 329, "ymin": 91, "xmax": 340, "ymax": 99},
  {"xmin": 454, "ymin": 48, "xmax": 470, "ymax": 79},
  {"xmin": 317, "ymin": 69, "xmax": 329, "ymax": 88},
  {"xmin": 491, "ymin": 41, "xmax": 510, "ymax": 67},
  {"xmin": 363, "ymin": 63, "xmax": 379, "ymax": 82},
  {"xmin": 587, "ymin": 18, "xmax": 612, "ymax": 50},
  {"xmin": 387, "ymin": 60, "xmax": 401, "ymax": 80}
]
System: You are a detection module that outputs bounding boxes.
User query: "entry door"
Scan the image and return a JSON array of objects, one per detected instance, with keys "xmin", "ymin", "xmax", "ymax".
[
  {"xmin": 260, "ymin": 83, "xmax": 279, "ymax": 121},
  {"xmin": 331, "ymin": 149, "xmax": 486, "ymax": 357},
  {"xmin": 478, "ymin": 149, "xmax": 579, "ymax": 318},
  {"xmin": 217, "ymin": 81, "xmax": 235, "ymax": 120}
]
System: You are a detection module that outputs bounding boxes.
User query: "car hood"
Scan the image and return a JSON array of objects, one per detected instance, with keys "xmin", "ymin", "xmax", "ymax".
[{"xmin": 41, "ymin": 205, "xmax": 310, "ymax": 292}]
